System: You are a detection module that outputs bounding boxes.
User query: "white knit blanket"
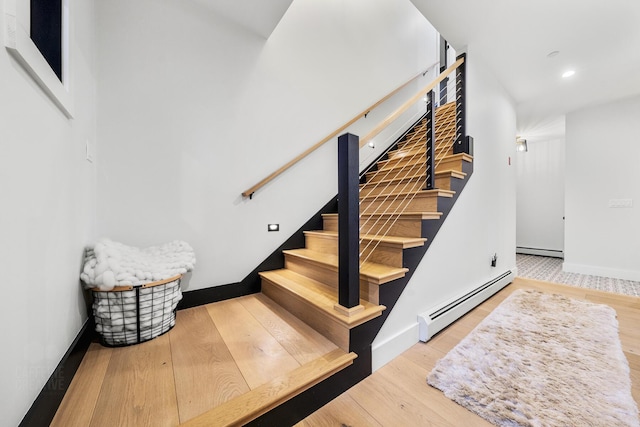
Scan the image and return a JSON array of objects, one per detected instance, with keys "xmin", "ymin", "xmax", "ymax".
[{"xmin": 81, "ymin": 238, "xmax": 196, "ymax": 291}]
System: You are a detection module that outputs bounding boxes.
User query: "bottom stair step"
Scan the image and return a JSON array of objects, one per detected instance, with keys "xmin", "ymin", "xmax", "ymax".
[
  {"xmin": 180, "ymin": 348, "xmax": 357, "ymax": 427},
  {"xmin": 260, "ymin": 269, "xmax": 386, "ymax": 351}
]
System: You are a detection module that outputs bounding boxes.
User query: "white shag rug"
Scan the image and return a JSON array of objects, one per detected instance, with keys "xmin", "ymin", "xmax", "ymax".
[{"xmin": 427, "ymin": 289, "xmax": 640, "ymax": 427}]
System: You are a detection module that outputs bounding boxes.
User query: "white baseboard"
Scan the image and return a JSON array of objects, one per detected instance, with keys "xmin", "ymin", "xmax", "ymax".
[
  {"xmin": 562, "ymin": 262, "xmax": 640, "ymax": 282},
  {"xmin": 417, "ymin": 271, "xmax": 514, "ymax": 342},
  {"xmin": 371, "ymin": 271, "xmax": 516, "ymax": 372},
  {"xmin": 371, "ymin": 322, "xmax": 419, "ymax": 372},
  {"xmin": 516, "ymin": 247, "xmax": 564, "ymax": 258}
]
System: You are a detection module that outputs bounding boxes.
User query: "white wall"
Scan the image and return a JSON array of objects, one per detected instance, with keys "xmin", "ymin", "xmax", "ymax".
[
  {"xmin": 564, "ymin": 95, "xmax": 640, "ymax": 281},
  {"xmin": 0, "ymin": 0, "xmax": 97, "ymax": 424},
  {"xmin": 372, "ymin": 49, "xmax": 517, "ymax": 369},
  {"xmin": 515, "ymin": 134, "xmax": 565, "ymax": 255},
  {"xmin": 95, "ymin": 0, "xmax": 438, "ymax": 291}
]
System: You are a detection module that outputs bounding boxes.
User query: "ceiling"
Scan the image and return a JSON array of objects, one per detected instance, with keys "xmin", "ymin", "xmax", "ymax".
[
  {"xmin": 410, "ymin": 0, "xmax": 640, "ymax": 138},
  {"xmin": 192, "ymin": 0, "xmax": 293, "ymax": 39},
  {"xmin": 192, "ymin": 0, "xmax": 640, "ymax": 139}
]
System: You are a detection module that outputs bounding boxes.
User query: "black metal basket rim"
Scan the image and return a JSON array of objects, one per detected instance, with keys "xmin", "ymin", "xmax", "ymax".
[{"xmin": 89, "ymin": 274, "xmax": 182, "ymax": 293}]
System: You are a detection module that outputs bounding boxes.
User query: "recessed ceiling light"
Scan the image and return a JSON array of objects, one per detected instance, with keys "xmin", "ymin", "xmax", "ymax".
[
  {"xmin": 547, "ymin": 50, "xmax": 560, "ymax": 58},
  {"xmin": 562, "ymin": 70, "xmax": 575, "ymax": 78}
]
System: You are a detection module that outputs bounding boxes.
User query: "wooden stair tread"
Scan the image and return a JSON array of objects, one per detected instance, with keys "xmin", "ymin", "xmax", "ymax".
[
  {"xmin": 389, "ymin": 147, "xmax": 426, "ymax": 159},
  {"xmin": 322, "ymin": 211, "xmax": 443, "ymax": 221},
  {"xmin": 304, "ymin": 230, "xmax": 426, "ymax": 249},
  {"xmin": 259, "ymin": 269, "xmax": 386, "ymax": 323},
  {"xmin": 440, "ymin": 152, "xmax": 473, "ymax": 162},
  {"xmin": 378, "ymin": 150, "xmax": 473, "ymax": 164},
  {"xmin": 359, "ymin": 188, "xmax": 455, "ymax": 201},
  {"xmin": 396, "ymin": 138, "xmax": 455, "ymax": 154},
  {"xmin": 393, "ymin": 138, "xmax": 455, "ymax": 154},
  {"xmin": 374, "ymin": 153, "xmax": 472, "ymax": 173},
  {"xmin": 180, "ymin": 348, "xmax": 356, "ymax": 427},
  {"xmin": 281, "ymin": 249, "xmax": 408, "ymax": 284},
  {"xmin": 362, "ymin": 170, "xmax": 466, "ymax": 187},
  {"xmin": 390, "ymin": 145, "xmax": 441, "ymax": 156},
  {"xmin": 378, "ymin": 152, "xmax": 472, "ymax": 167},
  {"xmin": 436, "ymin": 169, "xmax": 466, "ymax": 178}
]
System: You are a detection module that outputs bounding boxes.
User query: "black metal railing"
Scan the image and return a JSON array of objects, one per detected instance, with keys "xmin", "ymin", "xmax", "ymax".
[
  {"xmin": 335, "ymin": 53, "xmax": 469, "ymax": 312},
  {"xmin": 424, "ymin": 90, "xmax": 436, "ymax": 190},
  {"xmin": 454, "ymin": 53, "xmax": 471, "ymax": 155}
]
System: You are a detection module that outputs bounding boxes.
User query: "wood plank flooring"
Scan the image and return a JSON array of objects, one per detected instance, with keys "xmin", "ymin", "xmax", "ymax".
[
  {"xmin": 297, "ymin": 277, "xmax": 640, "ymax": 426},
  {"xmin": 51, "ymin": 293, "xmax": 338, "ymax": 426},
  {"xmin": 52, "ymin": 277, "xmax": 640, "ymax": 426}
]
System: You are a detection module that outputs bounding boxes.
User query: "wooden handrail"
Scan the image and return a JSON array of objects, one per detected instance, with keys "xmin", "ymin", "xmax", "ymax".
[
  {"xmin": 241, "ymin": 62, "xmax": 439, "ymax": 198},
  {"xmin": 359, "ymin": 56, "xmax": 464, "ymax": 148}
]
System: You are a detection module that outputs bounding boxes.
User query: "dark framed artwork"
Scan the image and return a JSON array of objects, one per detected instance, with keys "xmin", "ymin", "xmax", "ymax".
[
  {"xmin": 4, "ymin": 0, "xmax": 73, "ymax": 117},
  {"xmin": 30, "ymin": 0, "xmax": 62, "ymax": 81}
]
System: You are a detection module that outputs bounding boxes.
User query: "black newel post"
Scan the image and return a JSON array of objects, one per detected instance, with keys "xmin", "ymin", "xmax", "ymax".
[
  {"xmin": 425, "ymin": 90, "xmax": 435, "ymax": 190},
  {"xmin": 338, "ymin": 133, "xmax": 360, "ymax": 309},
  {"xmin": 454, "ymin": 53, "xmax": 468, "ymax": 154},
  {"xmin": 439, "ymin": 35, "xmax": 448, "ymax": 106}
]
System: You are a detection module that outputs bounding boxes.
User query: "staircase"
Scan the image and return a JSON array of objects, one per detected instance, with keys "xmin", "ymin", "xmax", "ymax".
[
  {"xmin": 181, "ymin": 100, "xmax": 473, "ymax": 426},
  {"xmin": 177, "ymin": 57, "xmax": 475, "ymax": 426},
  {"xmin": 181, "ymin": 101, "xmax": 473, "ymax": 426},
  {"xmin": 260, "ymin": 102, "xmax": 468, "ymax": 341},
  {"xmin": 239, "ymin": 101, "xmax": 473, "ymax": 424}
]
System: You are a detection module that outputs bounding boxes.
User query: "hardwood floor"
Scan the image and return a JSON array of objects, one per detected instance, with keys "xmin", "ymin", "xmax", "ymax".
[
  {"xmin": 297, "ymin": 277, "xmax": 640, "ymax": 426},
  {"xmin": 52, "ymin": 277, "xmax": 640, "ymax": 426},
  {"xmin": 51, "ymin": 293, "xmax": 340, "ymax": 426}
]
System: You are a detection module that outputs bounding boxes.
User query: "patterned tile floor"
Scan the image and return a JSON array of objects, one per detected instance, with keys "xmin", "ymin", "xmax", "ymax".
[{"xmin": 516, "ymin": 254, "xmax": 640, "ymax": 297}]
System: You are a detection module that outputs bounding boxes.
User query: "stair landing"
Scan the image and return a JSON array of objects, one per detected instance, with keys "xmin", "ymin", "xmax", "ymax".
[{"xmin": 51, "ymin": 294, "xmax": 356, "ymax": 427}]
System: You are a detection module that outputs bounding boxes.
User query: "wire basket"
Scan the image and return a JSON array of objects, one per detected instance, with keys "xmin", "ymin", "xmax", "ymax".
[{"xmin": 91, "ymin": 275, "xmax": 182, "ymax": 347}]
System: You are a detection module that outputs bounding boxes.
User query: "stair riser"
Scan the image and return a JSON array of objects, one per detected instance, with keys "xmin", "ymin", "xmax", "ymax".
[
  {"xmin": 436, "ymin": 156, "xmax": 466, "ymax": 172},
  {"xmin": 399, "ymin": 119, "xmax": 454, "ymax": 140},
  {"xmin": 360, "ymin": 194, "xmax": 439, "ymax": 214},
  {"xmin": 435, "ymin": 175, "xmax": 453, "ymax": 191},
  {"xmin": 367, "ymin": 164, "xmax": 426, "ymax": 182},
  {"xmin": 367, "ymin": 161, "xmax": 459, "ymax": 182},
  {"xmin": 360, "ymin": 178, "xmax": 426, "ymax": 197},
  {"xmin": 282, "ymin": 255, "xmax": 380, "ymax": 303},
  {"xmin": 389, "ymin": 143, "xmax": 453, "ymax": 161},
  {"xmin": 436, "ymin": 141, "xmax": 455, "ymax": 155},
  {"xmin": 374, "ymin": 157, "xmax": 464, "ymax": 176},
  {"xmin": 361, "ymin": 171, "xmax": 460, "ymax": 195},
  {"xmin": 261, "ymin": 278, "xmax": 350, "ymax": 351},
  {"xmin": 305, "ymin": 234, "xmax": 404, "ymax": 268},
  {"xmin": 398, "ymin": 126, "xmax": 427, "ymax": 146},
  {"xmin": 285, "ymin": 255, "xmax": 338, "ymax": 288},
  {"xmin": 323, "ymin": 216, "xmax": 423, "ymax": 238},
  {"xmin": 380, "ymin": 150, "xmax": 459, "ymax": 170},
  {"xmin": 396, "ymin": 121, "xmax": 455, "ymax": 150},
  {"xmin": 381, "ymin": 157, "xmax": 422, "ymax": 170}
]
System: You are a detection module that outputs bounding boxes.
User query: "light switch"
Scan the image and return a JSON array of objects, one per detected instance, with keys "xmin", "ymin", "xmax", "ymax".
[
  {"xmin": 86, "ymin": 139, "xmax": 94, "ymax": 163},
  {"xmin": 608, "ymin": 199, "xmax": 633, "ymax": 208}
]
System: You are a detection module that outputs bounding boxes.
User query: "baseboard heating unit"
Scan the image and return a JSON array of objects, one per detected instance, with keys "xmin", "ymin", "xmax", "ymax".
[
  {"xmin": 516, "ymin": 246, "xmax": 564, "ymax": 259},
  {"xmin": 418, "ymin": 271, "xmax": 514, "ymax": 342}
]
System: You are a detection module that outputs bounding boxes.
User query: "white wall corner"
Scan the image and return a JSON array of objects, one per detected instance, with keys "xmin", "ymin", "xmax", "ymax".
[{"xmin": 371, "ymin": 322, "xmax": 419, "ymax": 372}]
